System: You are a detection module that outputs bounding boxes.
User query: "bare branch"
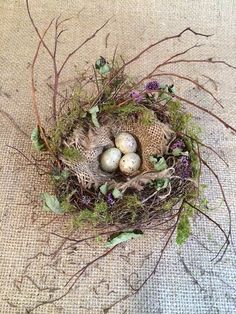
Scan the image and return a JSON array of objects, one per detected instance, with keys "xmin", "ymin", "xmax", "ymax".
[
  {"xmin": 58, "ymin": 17, "xmax": 112, "ymax": 75},
  {"xmin": 174, "ymin": 94, "xmax": 236, "ymax": 134},
  {"xmin": 160, "ymin": 58, "xmax": 236, "ymax": 70},
  {"xmin": 177, "ymin": 131, "xmax": 229, "ymax": 167},
  {"xmin": 0, "ymin": 109, "xmax": 29, "ymax": 138},
  {"xmin": 152, "ymin": 72, "xmax": 223, "ymax": 109},
  {"xmin": 26, "ymin": 0, "xmax": 54, "ymax": 58}
]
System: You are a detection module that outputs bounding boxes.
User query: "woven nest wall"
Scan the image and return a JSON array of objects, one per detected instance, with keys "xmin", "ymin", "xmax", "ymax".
[{"xmin": 1, "ymin": 1, "xmax": 236, "ymax": 313}]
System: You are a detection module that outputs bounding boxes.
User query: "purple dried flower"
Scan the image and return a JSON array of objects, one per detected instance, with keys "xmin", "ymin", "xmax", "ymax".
[
  {"xmin": 175, "ymin": 156, "xmax": 191, "ymax": 179},
  {"xmin": 130, "ymin": 90, "xmax": 143, "ymax": 103},
  {"xmin": 106, "ymin": 192, "xmax": 115, "ymax": 206},
  {"xmin": 81, "ymin": 195, "xmax": 91, "ymax": 206},
  {"xmin": 145, "ymin": 80, "xmax": 160, "ymax": 92},
  {"xmin": 170, "ymin": 139, "xmax": 185, "ymax": 150}
]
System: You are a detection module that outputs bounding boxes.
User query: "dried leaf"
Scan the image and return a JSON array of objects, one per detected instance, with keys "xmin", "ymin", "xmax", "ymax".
[
  {"xmin": 89, "ymin": 106, "xmax": 100, "ymax": 128},
  {"xmin": 41, "ymin": 193, "xmax": 64, "ymax": 214},
  {"xmin": 155, "ymin": 178, "xmax": 169, "ymax": 191},
  {"xmin": 31, "ymin": 127, "xmax": 45, "ymax": 151},
  {"xmin": 106, "ymin": 230, "xmax": 143, "ymax": 248},
  {"xmin": 112, "ymin": 188, "xmax": 123, "ymax": 199},
  {"xmin": 100, "ymin": 182, "xmax": 109, "ymax": 195},
  {"xmin": 95, "ymin": 57, "xmax": 111, "ymax": 75},
  {"xmin": 149, "ymin": 156, "xmax": 167, "ymax": 171}
]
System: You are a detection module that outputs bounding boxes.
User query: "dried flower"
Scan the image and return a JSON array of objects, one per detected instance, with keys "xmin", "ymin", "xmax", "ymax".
[
  {"xmin": 81, "ymin": 195, "xmax": 91, "ymax": 206},
  {"xmin": 145, "ymin": 80, "xmax": 160, "ymax": 92},
  {"xmin": 130, "ymin": 90, "xmax": 143, "ymax": 103},
  {"xmin": 106, "ymin": 192, "xmax": 115, "ymax": 206},
  {"xmin": 170, "ymin": 139, "xmax": 185, "ymax": 150},
  {"xmin": 175, "ymin": 156, "xmax": 191, "ymax": 179}
]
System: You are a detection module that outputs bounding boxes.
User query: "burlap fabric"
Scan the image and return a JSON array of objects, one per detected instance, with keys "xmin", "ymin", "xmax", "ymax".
[{"xmin": 0, "ymin": 0, "xmax": 236, "ymax": 313}]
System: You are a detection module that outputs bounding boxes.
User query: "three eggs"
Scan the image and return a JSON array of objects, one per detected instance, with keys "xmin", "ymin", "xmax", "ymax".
[{"xmin": 100, "ymin": 132, "xmax": 141, "ymax": 175}]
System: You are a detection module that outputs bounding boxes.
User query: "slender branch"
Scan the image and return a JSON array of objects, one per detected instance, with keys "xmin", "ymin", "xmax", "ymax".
[
  {"xmin": 29, "ymin": 245, "xmax": 118, "ymax": 313},
  {"xmin": 152, "ymin": 72, "xmax": 223, "ymax": 108},
  {"xmin": 134, "ymin": 207, "xmax": 182, "ymax": 293},
  {"xmin": 58, "ymin": 17, "xmax": 112, "ymax": 75},
  {"xmin": 174, "ymin": 94, "xmax": 236, "ymax": 134},
  {"xmin": 177, "ymin": 131, "xmax": 229, "ymax": 167},
  {"xmin": 185, "ymin": 200, "xmax": 230, "ymax": 262},
  {"xmin": 160, "ymin": 58, "xmax": 236, "ymax": 70},
  {"xmin": 26, "ymin": 0, "xmax": 54, "ymax": 58},
  {"xmin": 121, "ymin": 28, "xmax": 212, "ymax": 72},
  {"xmin": 198, "ymin": 157, "xmax": 232, "ymax": 261},
  {"xmin": 117, "ymin": 44, "xmax": 203, "ymax": 100},
  {"xmin": 31, "ymin": 20, "xmax": 54, "ymax": 127},
  {"xmin": 93, "ymin": 28, "xmax": 212, "ymax": 104},
  {"xmin": 0, "ymin": 109, "xmax": 29, "ymax": 138}
]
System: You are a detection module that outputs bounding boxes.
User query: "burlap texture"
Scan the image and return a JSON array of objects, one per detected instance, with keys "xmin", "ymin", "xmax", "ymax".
[{"xmin": 0, "ymin": 0, "xmax": 236, "ymax": 313}]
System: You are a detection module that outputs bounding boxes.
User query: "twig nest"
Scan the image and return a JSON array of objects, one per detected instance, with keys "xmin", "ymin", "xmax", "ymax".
[
  {"xmin": 100, "ymin": 148, "xmax": 122, "ymax": 172},
  {"xmin": 115, "ymin": 132, "xmax": 137, "ymax": 154},
  {"xmin": 119, "ymin": 152, "xmax": 141, "ymax": 175}
]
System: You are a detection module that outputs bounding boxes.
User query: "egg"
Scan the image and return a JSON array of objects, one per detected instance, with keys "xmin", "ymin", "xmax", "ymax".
[
  {"xmin": 115, "ymin": 132, "xmax": 137, "ymax": 154},
  {"xmin": 100, "ymin": 148, "xmax": 122, "ymax": 172},
  {"xmin": 119, "ymin": 153, "xmax": 141, "ymax": 175}
]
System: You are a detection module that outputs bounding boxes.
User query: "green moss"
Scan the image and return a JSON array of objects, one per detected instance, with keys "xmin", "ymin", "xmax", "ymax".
[
  {"xmin": 119, "ymin": 194, "xmax": 142, "ymax": 223},
  {"xmin": 176, "ymin": 212, "xmax": 191, "ymax": 245},
  {"xmin": 72, "ymin": 200, "xmax": 111, "ymax": 228},
  {"xmin": 49, "ymin": 86, "xmax": 86, "ymax": 152},
  {"xmin": 168, "ymin": 100, "xmax": 192, "ymax": 132},
  {"xmin": 60, "ymin": 198, "xmax": 75, "ymax": 212},
  {"xmin": 100, "ymin": 101, "xmax": 155, "ymax": 126},
  {"xmin": 61, "ymin": 147, "xmax": 82, "ymax": 161}
]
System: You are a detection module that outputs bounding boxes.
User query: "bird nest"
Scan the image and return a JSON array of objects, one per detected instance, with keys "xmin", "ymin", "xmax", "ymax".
[{"xmin": 33, "ymin": 57, "xmax": 202, "ymax": 239}]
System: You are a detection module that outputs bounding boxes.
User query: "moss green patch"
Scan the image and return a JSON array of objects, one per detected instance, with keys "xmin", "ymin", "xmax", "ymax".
[
  {"xmin": 168, "ymin": 100, "xmax": 192, "ymax": 132},
  {"xmin": 61, "ymin": 147, "xmax": 82, "ymax": 162},
  {"xmin": 72, "ymin": 200, "xmax": 111, "ymax": 228}
]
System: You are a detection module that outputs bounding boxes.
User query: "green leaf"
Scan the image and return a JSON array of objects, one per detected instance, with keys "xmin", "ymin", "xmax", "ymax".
[
  {"xmin": 41, "ymin": 193, "xmax": 64, "ymax": 214},
  {"xmin": 52, "ymin": 169, "xmax": 70, "ymax": 181},
  {"xmin": 172, "ymin": 148, "xmax": 182, "ymax": 156},
  {"xmin": 176, "ymin": 214, "xmax": 191, "ymax": 245},
  {"xmin": 150, "ymin": 156, "xmax": 167, "ymax": 172},
  {"xmin": 89, "ymin": 106, "xmax": 100, "ymax": 128},
  {"xmin": 106, "ymin": 230, "xmax": 143, "ymax": 248},
  {"xmin": 112, "ymin": 188, "xmax": 123, "ymax": 199},
  {"xmin": 100, "ymin": 182, "xmax": 109, "ymax": 195},
  {"xmin": 95, "ymin": 57, "xmax": 111, "ymax": 75},
  {"xmin": 155, "ymin": 178, "xmax": 169, "ymax": 191},
  {"xmin": 31, "ymin": 127, "xmax": 45, "ymax": 151}
]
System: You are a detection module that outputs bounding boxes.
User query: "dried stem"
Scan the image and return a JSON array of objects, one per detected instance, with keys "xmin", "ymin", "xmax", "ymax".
[
  {"xmin": 29, "ymin": 245, "xmax": 118, "ymax": 313},
  {"xmin": 161, "ymin": 58, "xmax": 236, "ymax": 70},
  {"xmin": 185, "ymin": 200, "xmax": 230, "ymax": 262},
  {"xmin": 134, "ymin": 206, "xmax": 182, "ymax": 293},
  {"xmin": 177, "ymin": 131, "xmax": 229, "ymax": 167},
  {"xmin": 151, "ymin": 72, "xmax": 223, "ymax": 108},
  {"xmin": 0, "ymin": 109, "xmax": 29, "ymax": 138},
  {"xmin": 198, "ymin": 157, "xmax": 232, "ymax": 261},
  {"xmin": 174, "ymin": 94, "xmax": 236, "ymax": 134}
]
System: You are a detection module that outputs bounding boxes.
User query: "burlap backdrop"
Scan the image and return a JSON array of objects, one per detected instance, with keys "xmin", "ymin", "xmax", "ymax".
[{"xmin": 0, "ymin": 1, "xmax": 236, "ymax": 313}]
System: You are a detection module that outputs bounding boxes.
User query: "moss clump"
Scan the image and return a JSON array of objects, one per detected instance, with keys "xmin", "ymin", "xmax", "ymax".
[
  {"xmin": 72, "ymin": 200, "xmax": 111, "ymax": 228},
  {"xmin": 167, "ymin": 100, "xmax": 192, "ymax": 132},
  {"xmin": 61, "ymin": 147, "xmax": 82, "ymax": 161},
  {"xmin": 49, "ymin": 85, "xmax": 86, "ymax": 153}
]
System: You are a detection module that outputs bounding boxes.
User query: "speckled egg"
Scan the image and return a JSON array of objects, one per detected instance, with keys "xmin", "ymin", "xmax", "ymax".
[
  {"xmin": 100, "ymin": 148, "xmax": 122, "ymax": 172},
  {"xmin": 119, "ymin": 153, "xmax": 141, "ymax": 175},
  {"xmin": 115, "ymin": 132, "xmax": 137, "ymax": 154}
]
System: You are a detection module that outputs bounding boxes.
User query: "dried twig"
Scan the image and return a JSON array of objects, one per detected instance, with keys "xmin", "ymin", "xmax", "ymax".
[
  {"xmin": 174, "ymin": 94, "xmax": 236, "ymax": 134},
  {"xmin": 0, "ymin": 109, "xmax": 29, "ymax": 138},
  {"xmin": 152, "ymin": 72, "xmax": 223, "ymax": 108}
]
